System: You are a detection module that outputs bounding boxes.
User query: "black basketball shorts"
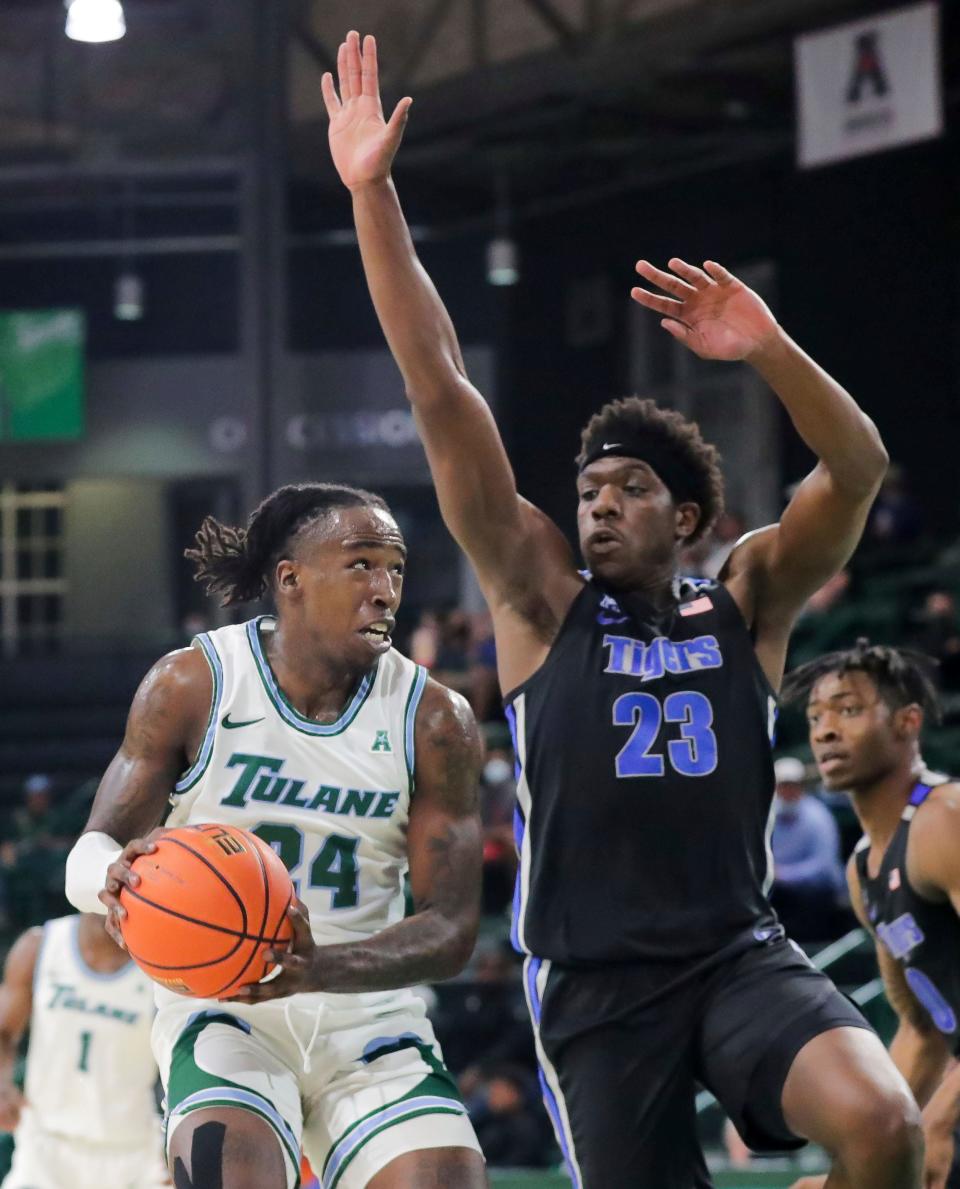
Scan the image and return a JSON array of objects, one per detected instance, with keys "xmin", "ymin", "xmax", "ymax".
[{"xmin": 524, "ymin": 937, "xmax": 873, "ymax": 1189}]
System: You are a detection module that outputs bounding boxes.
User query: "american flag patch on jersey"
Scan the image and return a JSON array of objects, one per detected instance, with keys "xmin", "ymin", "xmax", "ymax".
[{"xmin": 679, "ymin": 596, "xmax": 713, "ymax": 617}]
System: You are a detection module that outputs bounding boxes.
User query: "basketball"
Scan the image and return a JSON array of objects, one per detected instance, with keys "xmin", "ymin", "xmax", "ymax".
[{"xmin": 118, "ymin": 824, "xmax": 295, "ymax": 999}]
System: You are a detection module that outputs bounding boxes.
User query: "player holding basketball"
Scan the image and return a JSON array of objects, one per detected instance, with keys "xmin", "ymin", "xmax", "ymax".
[
  {"xmin": 64, "ymin": 483, "xmax": 487, "ymax": 1188},
  {"xmin": 784, "ymin": 643, "xmax": 960, "ymax": 1189},
  {"xmin": 0, "ymin": 911, "xmax": 169, "ymax": 1189},
  {"xmin": 327, "ymin": 29, "xmax": 922, "ymax": 1188}
]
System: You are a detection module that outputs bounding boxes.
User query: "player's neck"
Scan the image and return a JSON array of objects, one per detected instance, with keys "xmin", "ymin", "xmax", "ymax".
[
  {"xmin": 851, "ymin": 755, "xmax": 925, "ymax": 860},
  {"xmin": 608, "ymin": 567, "xmax": 678, "ymax": 613},
  {"xmin": 266, "ymin": 623, "xmax": 370, "ymax": 723}
]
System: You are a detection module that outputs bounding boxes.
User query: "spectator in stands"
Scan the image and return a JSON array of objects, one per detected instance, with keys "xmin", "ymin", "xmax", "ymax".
[
  {"xmin": 465, "ymin": 1063, "xmax": 554, "ymax": 1169},
  {"xmin": 409, "ymin": 608, "xmax": 440, "ymax": 669},
  {"xmin": 912, "ymin": 590, "xmax": 960, "ymax": 689},
  {"xmin": 865, "ymin": 463, "xmax": 923, "ymax": 548},
  {"xmin": 431, "ymin": 609, "xmax": 474, "ymax": 699},
  {"xmin": 682, "ymin": 510, "xmax": 745, "ymax": 579},
  {"xmin": 479, "ymin": 723, "xmax": 518, "ymax": 915},
  {"xmin": 435, "ymin": 939, "xmax": 534, "ymax": 1080},
  {"xmin": 769, "ymin": 756, "xmax": 845, "ymax": 941},
  {"xmin": 469, "ymin": 611, "xmax": 500, "ymax": 723},
  {"xmin": 0, "ymin": 775, "xmax": 72, "ymax": 929}
]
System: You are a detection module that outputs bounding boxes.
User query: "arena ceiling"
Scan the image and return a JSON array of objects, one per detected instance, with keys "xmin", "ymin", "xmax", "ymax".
[{"xmin": 0, "ymin": 0, "xmax": 950, "ymax": 232}]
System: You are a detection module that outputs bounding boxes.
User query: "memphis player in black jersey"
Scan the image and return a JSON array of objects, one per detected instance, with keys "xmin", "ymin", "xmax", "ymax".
[
  {"xmin": 324, "ymin": 29, "xmax": 921, "ymax": 1187},
  {"xmin": 785, "ymin": 643, "xmax": 960, "ymax": 1189}
]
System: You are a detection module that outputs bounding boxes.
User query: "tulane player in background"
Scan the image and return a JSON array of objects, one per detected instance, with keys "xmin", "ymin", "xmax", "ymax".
[
  {"xmin": 64, "ymin": 483, "xmax": 487, "ymax": 1189},
  {"xmin": 326, "ymin": 29, "xmax": 922, "ymax": 1189},
  {"xmin": 785, "ymin": 643, "xmax": 960, "ymax": 1189},
  {"xmin": 0, "ymin": 911, "xmax": 168, "ymax": 1189}
]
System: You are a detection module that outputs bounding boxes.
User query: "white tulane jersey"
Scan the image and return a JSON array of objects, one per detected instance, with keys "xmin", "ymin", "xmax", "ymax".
[
  {"xmin": 25, "ymin": 915, "xmax": 159, "ymax": 1145},
  {"xmin": 167, "ymin": 616, "xmax": 427, "ymax": 951}
]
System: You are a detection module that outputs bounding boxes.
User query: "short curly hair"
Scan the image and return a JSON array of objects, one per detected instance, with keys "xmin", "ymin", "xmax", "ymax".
[
  {"xmin": 576, "ymin": 396, "xmax": 724, "ymax": 544},
  {"xmin": 782, "ymin": 639, "xmax": 942, "ymax": 723}
]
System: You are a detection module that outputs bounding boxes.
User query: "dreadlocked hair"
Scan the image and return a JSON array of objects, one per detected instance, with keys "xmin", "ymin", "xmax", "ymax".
[
  {"xmin": 576, "ymin": 396, "xmax": 724, "ymax": 544},
  {"xmin": 185, "ymin": 482, "xmax": 390, "ymax": 606},
  {"xmin": 781, "ymin": 638, "xmax": 943, "ymax": 724}
]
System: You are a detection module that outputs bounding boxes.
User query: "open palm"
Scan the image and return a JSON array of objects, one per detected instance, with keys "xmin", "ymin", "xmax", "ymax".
[
  {"xmin": 631, "ymin": 258, "xmax": 779, "ymax": 362},
  {"xmin": 322, "ymin": 31, "xmax": 412, "ymax": 192}
]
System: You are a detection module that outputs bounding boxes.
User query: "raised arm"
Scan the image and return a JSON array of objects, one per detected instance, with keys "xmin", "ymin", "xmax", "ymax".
[
  {"xmin": 238, "ymin": 679, "xmax": 483, "ymax": 999},
  {"xmin": 632, "ymin": 259, "xmax": 887, "ymax": 685},
  {"xmin": 323, "ymin": 32, "xmax": 577, "ymax": 629},
  {"xmin": 65, "ymin": 647, "xmax": 211, "ymax": 939},
  {"xmin": 0, "ymin": 927, "xmax": 40, "ymax": 1133}
]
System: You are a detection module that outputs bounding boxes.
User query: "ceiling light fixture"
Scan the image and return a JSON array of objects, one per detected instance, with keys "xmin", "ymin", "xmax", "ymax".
[{"xmin": 65, "ymin": 0, "xmax": 126, "ymax": 44}]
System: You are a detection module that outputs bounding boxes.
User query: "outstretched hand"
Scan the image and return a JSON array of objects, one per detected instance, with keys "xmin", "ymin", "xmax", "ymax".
[
  {"xmin": 631, "ymin": 258, "xmax": 780, "ymax": 363},
  {"xmin": 322, "ymin": 30, "xmax": 412, "ymax": 192}
]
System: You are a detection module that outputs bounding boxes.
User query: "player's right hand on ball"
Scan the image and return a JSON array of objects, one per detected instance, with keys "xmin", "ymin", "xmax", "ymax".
[
  {"xmin": 0, "ymin": 1084, "xmax": 25, "ymax": 1132},
  {"xmin": 99, "ymin": 829, "xmax": 168, "ymax": 947}
]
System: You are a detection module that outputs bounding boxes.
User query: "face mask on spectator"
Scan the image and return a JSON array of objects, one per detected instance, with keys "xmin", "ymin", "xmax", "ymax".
[{"xmin": 483, "ymin": 757, "xmax": 513, "ymax": 785}]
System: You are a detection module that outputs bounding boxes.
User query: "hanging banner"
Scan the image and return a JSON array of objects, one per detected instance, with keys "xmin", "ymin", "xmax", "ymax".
[
  {"xmin": 795, "ymin": 1, "xmax": 943, "ymax": 169},
  {"xmin": 0, "ymin": 309, "xmax": 85, "ymax": 441}
]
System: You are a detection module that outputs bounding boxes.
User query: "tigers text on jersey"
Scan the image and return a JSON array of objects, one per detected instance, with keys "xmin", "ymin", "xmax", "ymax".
[
  {"xmin": 505, "ymin": 578, "xmax": 782, "ymax": 966},
  {"xmin": 26, "ymin": 915, "xmax": 158, "ymax": 1144},
  {"xmin": 168, "ymin": 616, "xmax": 427, "ymax": 953},
  {"xmin": 856, "ymin": 780, "xmax": 960, "ymax": 1051}
]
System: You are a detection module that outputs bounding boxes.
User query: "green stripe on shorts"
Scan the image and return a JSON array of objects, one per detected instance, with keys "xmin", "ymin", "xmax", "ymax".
[{"xmin": 167, "ymin": 1012, "xmax": 301, "ymax": 1184}]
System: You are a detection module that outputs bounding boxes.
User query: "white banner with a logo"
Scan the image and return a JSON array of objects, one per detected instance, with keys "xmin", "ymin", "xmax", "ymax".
[{"xmin": 795, "ymin": 1, "xmax": 942, "ymax": 169}]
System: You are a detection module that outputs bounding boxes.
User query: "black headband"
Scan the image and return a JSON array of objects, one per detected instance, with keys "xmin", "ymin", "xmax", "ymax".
[{"xmin": 578, "ymin": 434, "xmax": 700, "ymax": 504}]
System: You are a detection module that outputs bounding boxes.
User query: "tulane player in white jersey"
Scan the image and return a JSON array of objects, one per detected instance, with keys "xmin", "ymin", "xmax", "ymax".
[
  {"xmin": 0, "ymin": 912, "xmax": 169, "ymax": 1189},
  {"xmin": 64, "ymin": 482, "xmax": 487, "ymax": 1189}
]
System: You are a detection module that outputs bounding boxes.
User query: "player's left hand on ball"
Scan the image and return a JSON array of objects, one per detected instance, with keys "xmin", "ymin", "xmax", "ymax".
[{"xmin": 232, "ymin": 899, "xmax": 317, "ymax": 1003}]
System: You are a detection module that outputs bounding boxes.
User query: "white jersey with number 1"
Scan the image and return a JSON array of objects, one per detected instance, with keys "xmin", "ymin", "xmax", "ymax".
[{"xmin": 2, "ymin": 914, "xmax": 168, "ymax": 1189}]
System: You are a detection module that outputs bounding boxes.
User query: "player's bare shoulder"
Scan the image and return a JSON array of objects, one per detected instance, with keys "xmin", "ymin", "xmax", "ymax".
[
  {"xmin": 127, "ymin": 644, "xmax": 214, "ymax": 751},
  {"xmin": 905, "ymin": 781, "xmax": 960, "ymax": 899},
  {"xmin": 412, "ymin": 677, "xmax": 483, "ymax": 811}
]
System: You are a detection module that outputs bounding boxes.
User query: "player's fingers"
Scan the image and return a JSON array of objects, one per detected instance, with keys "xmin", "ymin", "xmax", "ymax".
[
  {"xmin": 635, "ymin": 259, "xmax": 695, "ymax": 297},
  {"xmin": 703, "ymin": 259, "xmax": 736, "ymax": 285},
  {"xmin": 660, "ymin": 317, "xmax": 692, "ymax": 343},
  {"xmin": 337, "ymin": 39, "xmax": 350, "ymax": 101},
  {"xmin": 361, "ymin": 33, "xmax": 379, "ymax": 100},
  {"xmin": 287, "ymin": 901, "xmax": 313, "ymax": 948},
  {"xmin": 321, "ymin": 71, "xmax": 341, "ymax": 118},
  {"xmin": 669, "ymin": 257, "xmax": 711, "ymax": 288},
  {"xmin": 346, "ymin": 30, "xmax": 363, "ymax": 100},
  {"xmin": 385, "ymin": 97, "xmax": 412, "ymax": 145},
  {"xmin": 630, "ymin": 287, "xmax": 684, "ymax": 316},
  {"xmin": 107, "ymin": 859, "xmax": 141, "ymax": 889}
]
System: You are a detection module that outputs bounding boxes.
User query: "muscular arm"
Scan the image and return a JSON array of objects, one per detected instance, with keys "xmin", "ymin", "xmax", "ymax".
[
  {"xmin": 324, "ymin": 34, "xmax": 579, "ymax": 689},
  {"xmin": 85, "ymin": 648, "xmax": 209, "ymax": 840},
  {"xmin": 243, "ymin": 680, "xmax": 484, "ymax": 998},
  {"xmin": 0, "ymin": 928, "xmax": 41, "ymax": 1131},
  {"xmin": 722, "ymin": 335, "xmax": 887, "ymax": 686},
  {"xmin": 65, "ymin": 647, "xmax": 211, "ymax": 919},
  {"xmin": 846, "ymin": 854, "xmax": 950, "ymax": 1107}
]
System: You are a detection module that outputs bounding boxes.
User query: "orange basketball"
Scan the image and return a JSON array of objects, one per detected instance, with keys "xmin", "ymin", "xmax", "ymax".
[{"xmin": 119, "ymin": 824, "xmax": 295, "ymax": 999}]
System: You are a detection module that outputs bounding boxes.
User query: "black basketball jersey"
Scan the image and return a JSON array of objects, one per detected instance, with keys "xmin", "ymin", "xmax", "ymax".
[
  {"xmin": 503, "ymin": 576, "xmax": 782, "ymax": 966},
  {"xmin": 855, "ymin": 780, "xmax": 960, "ymax": 1051}
]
